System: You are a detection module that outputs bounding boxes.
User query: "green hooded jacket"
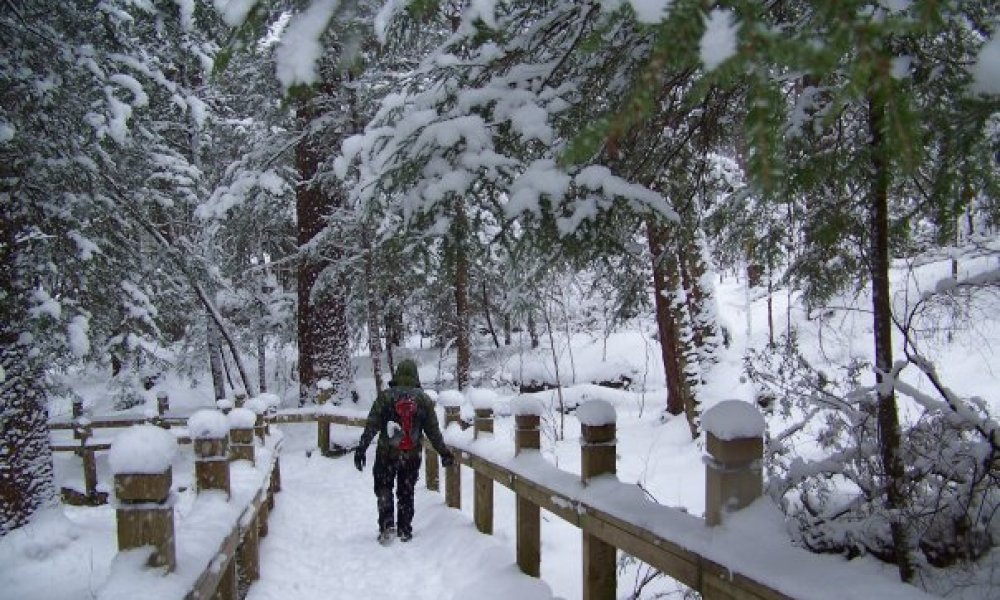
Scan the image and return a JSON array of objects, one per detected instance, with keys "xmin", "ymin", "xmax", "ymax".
[{"xmin": 357, "ymin": 360, "xmax": 451, "ymax": 459}]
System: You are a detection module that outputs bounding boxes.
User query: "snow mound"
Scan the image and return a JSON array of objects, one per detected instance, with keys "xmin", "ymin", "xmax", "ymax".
[
  {"xmin": 244, "ymin": 397, "xmax": 267, "ymax": 415},
  {"xmin": 511, "ymin": 397, "xmax": 545, "ymax": 417},
  {"xmin": 258, "ymin": 392, "xmax": 281, "ymax": 409},
  {"xmin": 701, "ymin": 400, "xmax": 765, "ymax": 440},
  {"xmin": 439, "ymin": 389, "xmax": 465, "ymax": 407},
  {"xmin": 467, "ymin": 387, "xmax": 498, "ymax": 410},
  {"xmin": 108, "ymin": 425, "xmax": 177, "ymax": 474},
  {"xmin": 187, "ymin": 410, "xmax": 229, "ymax": 440},
  {"xmin": 576, "ymin": 400, "xmax": 616, "ymax": 426},
  {"xmin": 228, "ymin": 407, "xmax": 257, "ymax": 429}
]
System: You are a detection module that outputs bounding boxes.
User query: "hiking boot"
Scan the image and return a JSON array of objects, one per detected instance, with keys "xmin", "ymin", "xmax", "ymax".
[
  {"xmin": 378, "ymin": 526, "xmax": 396, "ymax": 545},
  {"xmin": 398, "ymin": 530, "xmax": 413, "ymax": 543}
]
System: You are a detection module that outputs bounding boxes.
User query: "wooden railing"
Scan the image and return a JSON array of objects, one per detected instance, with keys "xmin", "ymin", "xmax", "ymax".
[
  {"xmin": 48, "ymin": 401, "xmax": 281, "ymax": 600},
  {"xmin": 55, "ymin": 399, "xmax": 923, "ymax": 600},
  {"xmin": 313, "ymin": 400, "xmax": 787, "ymax": 600}
]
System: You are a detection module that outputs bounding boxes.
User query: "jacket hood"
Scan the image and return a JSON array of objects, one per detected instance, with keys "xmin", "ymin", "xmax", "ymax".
[{"xmin": 392, "ymin": 359, "xmax": 422, "ymax": 388}]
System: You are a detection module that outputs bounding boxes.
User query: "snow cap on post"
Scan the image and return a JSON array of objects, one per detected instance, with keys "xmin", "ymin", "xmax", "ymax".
[
  {"xmin": 512, "ymin": 397, "xmax": 546, "ymax": 417},
  {"xmin": 187, "ymin": 410, "xmax": 229, "ymax": 440},
  {"xmin": 701, "ymin": 400, "xmax": 765, "ymax": 441},
  {"xmin": 228, "ymin": 407, "xmax": 257, "ymax": 429},
  {"xmin": 438, "ymin": 389, "xmax": 465, "ymax": 408},
  {"xmin": 109, "ymin": 424, "xmax": 177, "ymax": 475},
  {"xmin": 577, "ymin": 399, "xmax": 616, "ymax": 427},
  {"xmin": 244, "ymin": 397, "xmax": 268, "ymax": 415},
  {"xmin": 467, "ymin": 387, "xmax": 498, "ymax": 411},
  {"xmin": 259, "ymin": 392, "xmax": 281, "ymax": 410}
]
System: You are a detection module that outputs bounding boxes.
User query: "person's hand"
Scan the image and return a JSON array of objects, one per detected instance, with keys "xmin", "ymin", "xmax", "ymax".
[
  {"xmin": 440, "ymin": 452, "xmax": 455, "ymax": 468},
  {"xmin": 354, "ymin": 449, "xmax": 366, "ymax": 471}
]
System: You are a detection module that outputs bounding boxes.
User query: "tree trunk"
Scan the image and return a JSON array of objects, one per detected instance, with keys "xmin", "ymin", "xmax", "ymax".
[
  {"xmin": 0, "ymin": 344, "xmax": 57, "ymax": 536},
  {"xmin": 868, "ymin": 89, "xmax": 915, "ymax": 582},
  {"xmin": 646, "ymin": 220, "xmax": 686, "ymax": 417},
  {"xmin": 454, "ymin": 198, "xmax": 471, "ymax": 390},
  {"xmin": 527, "ymin": 313, "xmax": 539, "ymax": 349},
  {"xmin": 0, "ymin": 200, "xmax": 56, "ymax": 534},
  {"xmin": 207, "ymin": 316, "xmax": 227, "ymax": 400},
  {"xmin": 294, "ymin": 74, "xmax": 354, "ymax": 406},
  {"xmin": 364, "ymin": 230, "xmax": 385, "ymax": 393},
  {"xmin": 482, "ymin": 280, "xmax": 500, "ymax": 348},
  {"xmin": 257, "ymin": 333, "xmax": 267, "ymax": 394},
  {"xmin": 503, "ymin": 314, "xmax": 511, "ymax": 346}
]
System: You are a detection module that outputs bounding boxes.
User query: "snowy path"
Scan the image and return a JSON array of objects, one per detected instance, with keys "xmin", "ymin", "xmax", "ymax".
[{"xmin": 245, "ymin": 429, "xmax": 554, "ymax": 600}]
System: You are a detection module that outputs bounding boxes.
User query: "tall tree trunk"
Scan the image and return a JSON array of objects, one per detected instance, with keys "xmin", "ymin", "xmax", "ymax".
[
  {"xmin": 295, "ymin": 105, "xmax": 322, "ymax": 405},
  {"xmin": 503, "ymin": 314, "xmax": 511, "ymax": 346},
  {"xmin": 257, "ymin": 333, "xmax": 267, "ymax": 395},
  {"xmin": 527, "ymin": 313, "xmax": 540, "ymax": 349},
  {"xmin": 294, "ymin": 74, "xmax": 354, "ymax": 405},
  {"xmin": 207, "ymin": 316, "xmax": 226, "ymax": 400},
  {"xmin": 0, "ymin": 345, "xmax": 56, "ymax": 535},
  {"xmin": 646, "ymin": 220, "xmax": 686, "ymax": 418},
  {"xmin": 454, "ymin": 198, "xmax": 471, "ymax": 390},
  {"xmin": 364, "ymin": 229, "xmax": 385, "ymax": 393},
  {"xmin": 868, "ymin": 89, "xmax": 914, "ymax": 582},
  {"xmin": 482, "ymin": 281, "xmax": 500, "ymax": 348},
  {"xmin": 0, "ymin": 208, "xmax": 55, "ymax": 534}
]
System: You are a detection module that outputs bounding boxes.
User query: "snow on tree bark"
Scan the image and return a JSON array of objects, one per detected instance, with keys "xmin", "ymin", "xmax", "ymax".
[
  {"xmin": 0, "ymin": 346, "xmax": 56, "ymax": 536},
  {"xmin": 646, "ymin": 220, "xmax": 688, "ymax": 420}
]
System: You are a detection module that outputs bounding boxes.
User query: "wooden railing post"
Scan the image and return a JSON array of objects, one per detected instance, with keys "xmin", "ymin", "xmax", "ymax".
[
  {"xmin": 245, "ymin": 397, "xmax": 268, "ymax": 443},
  {"xmin": 579, "ymin": 400, "xmax": 617, "ymax": 600},
  {"xmin": 317, "ymin": 414, "xmax": 331, "ymax": 456},
  {"xmin": 214, "ymin": 560, "xmax": 238, "ymax": 600},
  {"xmin": 702, "ymin": 400, "xmax": 765, "ymax": 527},
  {"xmin": 514, "ymin": 398, "xmax": 543, "ymax": 578},
  {"xmin": 110, "ymin": 426, "xmax": 177, "ymax": 572},
  {"xmin": 441, "ymin": 396, "xmax": 463, "ymax": 510},
  {"xmin": 238, "ymin": 509, "xmax": 261, "ymax": 585},
  {"xmin": 190, "ymin": 410, "xmax": 231, "ymax": 498},
  {"xmin": 229, "ymin": 408, "xmax": 257, "ymax": 464},
  {"xmin": 72, "ymin": 398, "xmax": 85, "ymax": 440},
  {"xmin": 473, "ymin": 403, "xmax": 494, "ymax": 535},
  {"xmin": 156, "ymin": 390, "xmax": 169, "ymax": 417}
]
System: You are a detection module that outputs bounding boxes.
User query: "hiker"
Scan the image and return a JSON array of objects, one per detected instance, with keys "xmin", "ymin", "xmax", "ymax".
[{"xmin": 354, "ymin": 359, "xmax": 455, "ymax": 543}]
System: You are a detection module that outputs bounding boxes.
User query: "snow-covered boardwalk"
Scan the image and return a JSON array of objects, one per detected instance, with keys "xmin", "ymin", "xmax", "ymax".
[{"xmin": 245, "ymin": 440, "xmax": 552, "ymax": 600}]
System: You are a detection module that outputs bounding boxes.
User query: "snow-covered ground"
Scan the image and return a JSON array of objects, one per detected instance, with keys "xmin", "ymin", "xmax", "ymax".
[{"xmin": 3, "ymin": 256, "xmax": 998, "ymax": 599}]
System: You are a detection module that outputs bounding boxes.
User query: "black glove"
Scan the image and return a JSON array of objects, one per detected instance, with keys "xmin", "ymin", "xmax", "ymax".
[
  {"xmin": 440, "ymin": 452, "xmax": 455, "ymax": 468},
  {"xmin": 354, "ymin": 449, "xmax": 366, "ymax": 471}
]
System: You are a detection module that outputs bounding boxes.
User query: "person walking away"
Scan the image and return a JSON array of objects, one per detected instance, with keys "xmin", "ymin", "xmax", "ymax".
[{"xmin": 354, "ymin": 359, "xmax": 454, "ymax": 544}]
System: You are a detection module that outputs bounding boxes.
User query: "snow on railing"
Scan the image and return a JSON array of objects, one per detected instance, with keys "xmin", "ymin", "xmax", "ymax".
[
  {"xmin": 317, "ymin": 396, "xmax": 931, "ymax": 600},
  {"xmin": 88, "ymin": 409, "xmax": 282, "ymax": 600}
]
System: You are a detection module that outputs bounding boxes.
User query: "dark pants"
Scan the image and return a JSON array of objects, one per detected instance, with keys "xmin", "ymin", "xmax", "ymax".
[{"xmin": 373, "ymin": 450, "xmax": 421, "ymax": 535}]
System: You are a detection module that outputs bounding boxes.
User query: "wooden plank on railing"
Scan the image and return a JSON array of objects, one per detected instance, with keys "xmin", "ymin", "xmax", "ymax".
[
  {"xmin": 184, "ymin": 457, "xmax": 275, "ymax": 600},
  {"xmin": 455, "ymin": 448, "xmax": 789, "ymax": 600}
]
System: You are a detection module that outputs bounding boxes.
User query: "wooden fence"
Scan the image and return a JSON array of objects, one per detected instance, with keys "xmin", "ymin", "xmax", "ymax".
[{"xmin": 49, "ymin": 399, "xmax": 281, "ymax": 600}]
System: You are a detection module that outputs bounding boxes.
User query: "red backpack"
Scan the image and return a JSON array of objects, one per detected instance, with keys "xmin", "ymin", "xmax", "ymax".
[{"xmin": 392, "ymin": 393, "xmax": 418, "ymax": 451}]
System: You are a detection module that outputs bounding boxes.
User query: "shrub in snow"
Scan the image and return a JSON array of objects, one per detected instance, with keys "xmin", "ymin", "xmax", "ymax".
[
  {"xmin": 216, "ymin": 398, "xmax": 234, "ymax": 411},
  {"xmin": 187, "ymin": 410, "xmax": 229, "ymax": 440},
  {"xmin": 701, "ymin": 400, "xmax": 764, "ymax": 440},
  {"xmin": 227, "ymin": 407, "xmax": 257, "ymax": 429},
  {"xmin": 438, "ymin": 389, "xmax": 464, "ymax": 408},
  {"xmin": 109, "ymin": 425, "xmax": 177, "ymax": 475},
  {"xmin": 751, "ymin": 337, "xmax": 998, "ymax": 571},
  {"xmin": 576, "ymin": 400, "xmax": 615, "ymax": 427}
]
